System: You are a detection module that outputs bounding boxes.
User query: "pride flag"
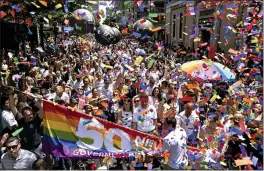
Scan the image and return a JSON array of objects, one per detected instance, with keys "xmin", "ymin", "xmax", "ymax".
[{"xmin": 42, "ymin": 100, "xmax": 161, "ymax": 158}]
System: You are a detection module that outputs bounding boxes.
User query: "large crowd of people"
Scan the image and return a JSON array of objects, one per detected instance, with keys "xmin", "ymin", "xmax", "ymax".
[
  {"xmin": 0, "ymin": 0, "xmax": 263, "ymax": 169},
  {"xmin": 0, "ymin": 31, "xmax": 262, "ymax": 170}
]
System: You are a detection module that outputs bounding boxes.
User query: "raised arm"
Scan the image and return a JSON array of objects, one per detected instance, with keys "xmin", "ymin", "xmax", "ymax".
[
  {"xmin": 8, "ymin": 89, "xmax": 18, "ymax": 118},
  {"xmin": 26, "ymin": 92, "xmax": 43, "ymax": 119},
  {"xmin": 35, "ymin": 98, "xmax": 43, "ymax": 119}
]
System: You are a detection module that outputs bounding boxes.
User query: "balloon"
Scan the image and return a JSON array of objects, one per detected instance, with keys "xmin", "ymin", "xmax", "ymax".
[
  {"xmin": 73, "ymin": 9, "xmax": 95, "ymax": 24},
  {"xmin": 133, "ymin": 18, "xmax": 153, "ymax": 42},
  {"xmin": 95, "ymin": 25, "xmax": 122, "ymax": 45},
  {"xmin": 111, "ymin": 27, "xmax": 121, "ymax": 44},
  {"xmin": 95, "ymin": 25, "xmax": 116, "ymax": 46},
  {"xmin": 68, "ymin": 9, "xmax": 95, "ymax": 33}
]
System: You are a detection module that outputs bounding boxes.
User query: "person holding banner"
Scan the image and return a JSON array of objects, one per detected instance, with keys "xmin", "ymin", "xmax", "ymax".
[
  {"xmin": 116, "ymin": 98, "xmax": 133, "ymax": 128},
  {"xmin": 18, "ymin": 104, "xmax": 44, "ymax": 158},
  {"xmin": 132, "ymin": 93, "xmax": 159, "ymax": 135}
]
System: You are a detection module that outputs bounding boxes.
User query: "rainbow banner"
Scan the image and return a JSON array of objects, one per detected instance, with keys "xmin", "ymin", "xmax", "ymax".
[{"xmin": 42, "ymin": 100, "xmax": 161, "ymax": 158}]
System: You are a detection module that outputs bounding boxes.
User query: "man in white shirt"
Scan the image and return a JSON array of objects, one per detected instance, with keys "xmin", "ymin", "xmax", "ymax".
[
  {"xmin": 139, "ymin": 62, "xmax": 147, "ymax": 78},
  {"xmin": 145, "ymin": 78, "xmax": 156, "ymax": 96},
  {"xmin": 98, "ymin": 79, "xmax": 113, "ymax": 101},
  {"xmin": 72, "ymin": 75, "xmax": 84, "ymax": 90},
  {"xmin": 93, "ymin": 72, "xmax": 104, "ymax": 89},
  {"xmin": 163, "ymin": 123, "xmax": 188, "ymax": 169},
  {"xmin": 141, "ymin": 72, "xmax": 151, "ymax": 86},
  {"xmin": 82, "ymin": 76, "xmax": 91, "ymax": 93},
  {"xmin": 132, "ymin": 93, "xmax": 159, "ymax": 135},
  {"xmin": 176, "ymin": 102, "xmax": 200, "ymax": 146},
  {"xmin": 67, "ymin": 72, "xmax": 77, "ymax": 87}
]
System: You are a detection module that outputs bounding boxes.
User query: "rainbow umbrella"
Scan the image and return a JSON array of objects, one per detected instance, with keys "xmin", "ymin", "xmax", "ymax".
[{"xmin": 181, "ymin": 60, "xmax": 236, "ymax": 81}]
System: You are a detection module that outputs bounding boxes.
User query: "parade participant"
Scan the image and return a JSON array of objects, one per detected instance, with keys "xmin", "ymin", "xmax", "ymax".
[
  {"xmin": 116, "ymin": 98, "xmax": 134, "ymax": 128},
  {"xmin": 1, "ymin": 136, "xmax": 37, "ymax": 170},
  {"xmin": 18, "ymin": 100, "xmax": 43, "ymax": 157},
  {"xmin": 0, "ymin": 1, "xmax": 263, "ymax": 168},
  {"xmin": 176, "ymin": 102, "xmax": 200, "ymax": 146},
  {"xmin": 145, "ymin": 77, "xmax": 156, "ymax": 96},
  {"xmin": 93, "ymin": 72, "xmax": 104, "ymax": 89},
  {"xmin": 98, "ymin": 78, "xmax": 113, "ymax": 101},
  {"xmin": 82, "ymin": 76, "xmax": 92, "ymax": 93},
  {"xmin": 1, "ymin": 89, "xmax": 20, "ymax": 135},
  {"xmin": 149, "ymin": 87, "xmax": 162, "ymax": 110},
  {"xmin": 162, "ymin": 120, "xmax": 188, "ymax": 169},
  {"xmin": 132, "ymin": 93, "xmax": 159, "ymax": 135}
]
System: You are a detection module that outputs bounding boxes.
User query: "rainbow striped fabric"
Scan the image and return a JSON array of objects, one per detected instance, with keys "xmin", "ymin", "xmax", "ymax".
[{"xmin": 42, "ymin": 100, "xmax": 160, "ymax": 158}]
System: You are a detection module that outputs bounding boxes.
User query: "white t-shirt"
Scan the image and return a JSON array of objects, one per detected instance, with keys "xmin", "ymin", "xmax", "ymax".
[
  {"xmin": 133, "ymin": 105, "xmax": 157, "ymax": 132},
  {"xmin": 67, "ymin": 79, "xmax": 77, "ymax": 87},
  {"xmin": 42, "ymin": 70, "xmax": 55, "ymax": 78},
  {"xmin": 98, "ymin": 86, "xmax": 113, "ymax": 101},
  {"xmin": 139, "ymin": 68, "xmax": 148, "ymax": 77},
  {"xmin": 149, "ymin": 71, "xmax": 160, "ymax": 83},
  {"xmin": 93, "ymin": 79, "xmax": 104, "ymax": 89},
  {"xmin": 73, "ymin": 81, "xmax": 84, "ymax": 90},
  {"xmin": 55, "ymin": 92, "xmax": 70, "ymax": 104},
  {"xmin": 1, "ymin": 110, "xmax": 17, "ymax": 130},
  {"xmin": 176, "ymin": 110, "xmax": 200, "ymax": 138},
  {"xmin": 162, "ymin": 126, "xmax": 188, "ymax": 169}
]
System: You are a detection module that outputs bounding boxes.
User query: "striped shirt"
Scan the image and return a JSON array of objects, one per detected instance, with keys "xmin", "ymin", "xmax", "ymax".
[{"xmin": 1, "ymin": 149, "xmax": 37, "ymax": 170}]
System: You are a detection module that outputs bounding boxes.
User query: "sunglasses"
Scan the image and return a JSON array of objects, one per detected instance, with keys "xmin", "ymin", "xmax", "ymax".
[
  {"xmin": 134, "ymin": 99, "xmax": 140, "ymax": 103},
  {"xmin": 6, "ymin": 144, "xmax": 19, "ymax": 150}
]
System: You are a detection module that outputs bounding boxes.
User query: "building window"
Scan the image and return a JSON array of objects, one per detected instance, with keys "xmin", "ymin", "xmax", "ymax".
[
  {"xmin": 173, "ymin": 14, "xmax": 176, "ymax": 38},
  {"xmin": 179, "ymin": 12, "xmax": 183, "ymax": 39}
]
